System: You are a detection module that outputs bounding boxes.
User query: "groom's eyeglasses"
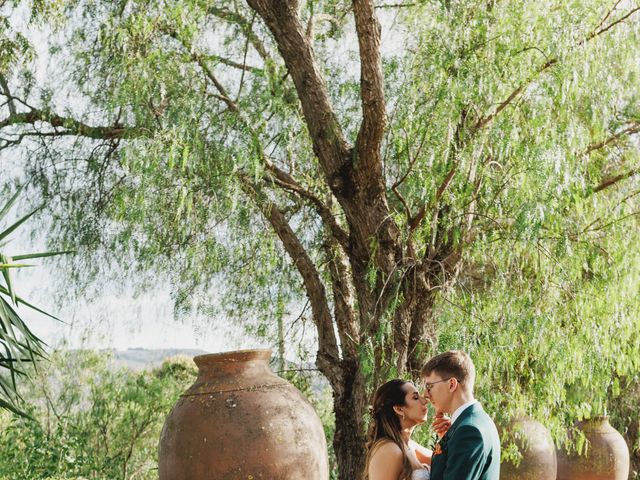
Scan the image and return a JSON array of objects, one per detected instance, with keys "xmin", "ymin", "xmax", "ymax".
[{"xmin": 424, "ymin": 377, "xmax": 453, "ymax": 392}]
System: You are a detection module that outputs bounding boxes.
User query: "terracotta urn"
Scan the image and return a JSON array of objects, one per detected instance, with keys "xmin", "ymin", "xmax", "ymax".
[
  {"xmin": 158, "ymin": 349, "xmax": 329, "ymax": 480},
  {"xmin": 500, "ymin": 415, "xmax": 557, "ymax": 480},
  {"xmin": 557, "ymin": 416, "xmax": 629, "ymax": 480}
]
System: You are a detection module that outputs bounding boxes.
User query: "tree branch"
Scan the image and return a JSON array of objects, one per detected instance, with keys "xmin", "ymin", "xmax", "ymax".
[
  {"xmin": 204, "ymin": 53, "xmax": 262, "ymax": 74},
  {"xmin": 0, "ymin": 130, "xmax": 85, "ymax": 150},
  {"xmin": 263, "ymin": 160, "xmax": 350, "ymax": 250},
  {"xmin": 353, "ymin": 0, "xmax": 386, "ymax": 178},
  {"xmin": 324, "ymin": 240, "xmax": 359, "ymax": 359},
  {"xmin": 207, "ymin": 6, "xmax": 273, "ymax": 63},
  {"xmin": 584, "ymin": 5, "xmax": 640, "ymax": 43},
  {"xmin": 158, "ymin": 22, "xmax": 264, "ymax": 76},
  {"xmin": 246, "ymin": 0, "xmax": 350, "ymax": 179},
  {"xmin": 0, "ymin": 74, "xmax": 16, "ymax": 116},
  {"xmin": 593, "ymin": 0, "xmax": 624, "ymax": 33},
  {"xmin": 473, "ymin": 82, "xmax": 530, "ymax": 132},
  {"xmin": 593, "ymin": 167, "xmax": 640, "ymax": 193},
  {"xmin": 181, "ymin": 45, "xmax": 239, "ymax": 114},
  {"xmin": 405, "ymin": 273, "xmax": 437, "ymax": 374},
  {"xmin": 0, "ymin": 109, "xmax": 143, "ymax": 140},
  {"xmin": 589, "ymin": 210, "xmax": 640, "ymax": 232},
  {"xmin": 473, "ymin": 6, "xmax": 640, "ymax": 132},
  {"xmin": 375, "ymin": 2, "xmax": 416, "ymax": 8},
  {"xmin": 410, "ymin": 108, "xmax": 467, "ymax": 241},
  {"xmin": 392, "ymin": 125, "xmax": 427, "ymax": 193},
  {"xmin": 240, "ymin": 175, "xmax": 342, "ymax": 386},
  {"xmin": 583, "ymin": 121, "xmax": 640, "ymax": 156},
  {"xmin": 235, "ymin": 11, "xmax": 256, "ymax": 102}
]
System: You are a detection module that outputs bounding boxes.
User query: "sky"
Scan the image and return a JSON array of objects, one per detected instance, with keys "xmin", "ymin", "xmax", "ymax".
[{"xmin": 13, "ymin": 257, "xmax": 255, "ymax": 352}]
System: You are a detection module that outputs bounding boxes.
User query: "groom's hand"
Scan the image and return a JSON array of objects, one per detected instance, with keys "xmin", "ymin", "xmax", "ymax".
[{"xmin": 432, "ymin": 412, "xmax": 451, "ymax": 438}]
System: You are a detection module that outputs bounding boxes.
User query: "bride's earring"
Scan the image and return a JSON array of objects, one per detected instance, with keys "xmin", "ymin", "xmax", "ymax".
[{"xmin": 401, "ymin": 412, "xmax": 405, "ymax": 420}]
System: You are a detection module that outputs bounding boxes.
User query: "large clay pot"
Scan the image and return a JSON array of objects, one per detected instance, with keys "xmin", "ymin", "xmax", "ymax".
[
  {"xmin": 500, "ymin": 416, "xmax": 557, "ymax": 480},
  {"xmin": 159, "ymin": 349, "xmax": 329, "ymax": 480},
  {"xmin": 557, "ymin": 416, "xmax": 629, "ymax": 480}
]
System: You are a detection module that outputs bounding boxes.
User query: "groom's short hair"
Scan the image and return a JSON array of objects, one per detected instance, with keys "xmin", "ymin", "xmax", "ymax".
[{"xmin": 422, "ymin": 350, "xmax": 476, "ymax": 392}]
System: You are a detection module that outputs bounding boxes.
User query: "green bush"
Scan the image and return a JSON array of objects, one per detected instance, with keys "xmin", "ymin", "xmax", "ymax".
[{"xmin": 0, "ymin": 350, "xmax": 196, "ymax": 480}]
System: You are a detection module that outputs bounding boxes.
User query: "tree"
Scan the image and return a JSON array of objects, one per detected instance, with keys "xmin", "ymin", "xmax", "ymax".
[{"xmin": 2, "ymin": 1, "xmax": 640, "ymax": 477}]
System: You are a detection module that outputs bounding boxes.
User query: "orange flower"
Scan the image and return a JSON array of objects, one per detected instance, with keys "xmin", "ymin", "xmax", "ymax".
[{"xmin": 433, "ymin": 443, "xmax": 443, "ymax": 456}]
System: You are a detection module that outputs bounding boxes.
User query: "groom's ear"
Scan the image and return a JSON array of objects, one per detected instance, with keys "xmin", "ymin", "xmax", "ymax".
[{"xmin": 449, "ymin": 377, "xmax": 459, "ymax": 392}]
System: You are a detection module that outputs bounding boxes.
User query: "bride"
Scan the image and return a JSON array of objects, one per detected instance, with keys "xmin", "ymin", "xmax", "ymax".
[{"xmin": 364, "ymin": 379, "xmax": 449, "ymax": 480}]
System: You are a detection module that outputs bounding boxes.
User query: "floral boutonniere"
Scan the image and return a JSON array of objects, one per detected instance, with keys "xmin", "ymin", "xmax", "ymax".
[{"xmin": 433, "ymin": 443, "xmax": 444, "ymax": 456}]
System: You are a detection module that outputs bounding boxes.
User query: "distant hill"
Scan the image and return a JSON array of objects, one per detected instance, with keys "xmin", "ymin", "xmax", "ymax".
[
  {"xmin": 105, "ymin": 349, "xmax": 330, "ymax": 397},
  {"xmin": 110, "ymin": 348, "xmax": 207, "ymax": 370}
]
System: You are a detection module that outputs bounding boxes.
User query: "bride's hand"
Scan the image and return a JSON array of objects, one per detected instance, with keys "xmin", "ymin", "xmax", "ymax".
[{"xmin": 431, "ymin": 412, "xmax": 451, "ymax": 438}]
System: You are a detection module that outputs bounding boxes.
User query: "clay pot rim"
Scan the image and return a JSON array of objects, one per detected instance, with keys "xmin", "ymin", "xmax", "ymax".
[
  {"xmin": 576, "ymin": 415, "xmax": 612, "ymax": 432},
  {"xmin": 580, "ymin": 415, "xmax": 609, "ymax": 421},
  {"xmin": 577, "ymin": 415, "xmax": 610, "ymax": 425},
  {"xmin": 194, "ymin": 349, "xmax": 272, "ymax": 366}
]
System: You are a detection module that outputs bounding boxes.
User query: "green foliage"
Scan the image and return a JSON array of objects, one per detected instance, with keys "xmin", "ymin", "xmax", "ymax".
[
  {"xmin": 0, "ymin": 187, "xmax": 69, "ymax": 416},
  {"xmin": 0, "ymin": 350, "xmax": 197, "ymax": 480},
  {"xmin": 0, "ymin": 16, "xmax": 31, "ymax": 73},
  {"xmin": 432, "ymin": 190, "xmax": 640, "ymax": 455},
  {"xmin": 383, "ymin": 0, "xmax": 640, "ymax": 260},
  {"xmin": 5, "ymin": 0, "xmax": 639, "ymax": 339}
]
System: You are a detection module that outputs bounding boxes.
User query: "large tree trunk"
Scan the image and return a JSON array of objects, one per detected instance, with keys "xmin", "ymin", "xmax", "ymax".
[
  {"xmin": 340, "ymin": 270, "xmax": 443, "ymax": 479},
  {"xmin": 331, "ymin": 360, "xmax": 368, "ymax": 480},
  {"xmin": 244, "ymin": 2, "xmax": 449, "ymax": 479}
]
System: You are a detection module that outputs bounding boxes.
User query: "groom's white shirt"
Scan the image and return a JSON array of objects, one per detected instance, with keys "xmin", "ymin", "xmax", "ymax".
[{"xmin": 450, "ymin": 399, "xmax": 478, "ymax": 425}]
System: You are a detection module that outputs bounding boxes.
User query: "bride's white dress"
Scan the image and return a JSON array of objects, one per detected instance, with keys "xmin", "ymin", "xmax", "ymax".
[
  {"xmin": 411, "ymin": 469, "xmax": 430, "ymax": 480},
  {"xmin": 408, "ymin": 443, "xmax": 430, "ymax": 480}
]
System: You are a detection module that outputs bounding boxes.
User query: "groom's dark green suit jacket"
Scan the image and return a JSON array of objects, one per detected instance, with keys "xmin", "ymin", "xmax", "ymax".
[{"xmin": 430, "ymin": 402, "xmax": 500, "ymax": 480}]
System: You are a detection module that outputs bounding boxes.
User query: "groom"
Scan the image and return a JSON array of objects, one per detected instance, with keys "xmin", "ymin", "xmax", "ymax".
[{"xmin": 422, "ymin": 350, "xmax": 500, "ymax": 480}]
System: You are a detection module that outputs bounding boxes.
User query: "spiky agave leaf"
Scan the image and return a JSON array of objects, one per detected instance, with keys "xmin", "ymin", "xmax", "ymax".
[{"xmin": 0, "ymin": 189, "xmax": 68, "ymax": 417}]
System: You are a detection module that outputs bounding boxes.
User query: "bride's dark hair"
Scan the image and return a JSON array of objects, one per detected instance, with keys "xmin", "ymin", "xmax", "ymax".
[{"xmin": 363, "ymin": 379, "xmax": 413, "ymax": 480}]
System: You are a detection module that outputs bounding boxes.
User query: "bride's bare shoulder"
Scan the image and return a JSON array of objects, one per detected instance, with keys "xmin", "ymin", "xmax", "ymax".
[
  {"xmin": 371, "ymin": 440, "xmax": 403, "ymax": 458},
  {"xmin": 368, "ymin": 440, "xmax": 404, "ymax": 479}
]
